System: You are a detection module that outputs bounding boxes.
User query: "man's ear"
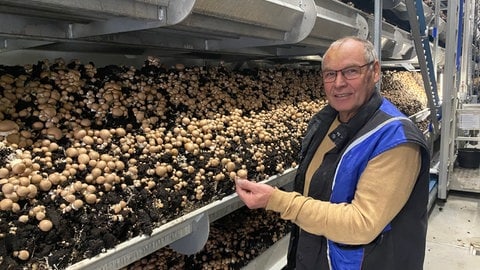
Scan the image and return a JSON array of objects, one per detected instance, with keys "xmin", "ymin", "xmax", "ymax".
[{"xmin": 373, "ymin": 61, "xmax": 381, "ymax": 82}]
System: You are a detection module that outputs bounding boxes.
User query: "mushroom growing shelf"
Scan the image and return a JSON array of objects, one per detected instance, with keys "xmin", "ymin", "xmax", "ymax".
[
  {"xmin": 67, "ymin": 168, "xmax": 296, "ymax": 270},
  {"xmin": 0, "ymin": 0, "xmax": 445, "ymax": 64},
  {"xmin": 0, "ymin": 1, "xmax": 448, "ymax": 269}
]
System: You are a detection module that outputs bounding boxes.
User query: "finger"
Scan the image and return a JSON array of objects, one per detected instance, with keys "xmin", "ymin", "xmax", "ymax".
[
  {"xmin": 235, "ymin": 180, "xmax": 249, "ymax": 195},
  {"xmin": 234, "ymin": 177, "xmax": 249, "ymax": 188},
  {"xmin": 234, "ymin": 176, "xmax": 248, "ymax": 183}
]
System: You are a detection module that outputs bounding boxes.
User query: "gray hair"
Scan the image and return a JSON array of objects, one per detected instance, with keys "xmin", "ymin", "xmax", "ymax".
[{"xmin": 322, "ymin": 36, "xmax": 378, "ymax": 69}]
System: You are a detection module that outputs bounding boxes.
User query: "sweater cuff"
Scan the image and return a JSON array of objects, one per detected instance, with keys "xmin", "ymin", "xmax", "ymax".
[{"xmin": 266, "ymin": 187, "xmax": 299, "ymax": 212}]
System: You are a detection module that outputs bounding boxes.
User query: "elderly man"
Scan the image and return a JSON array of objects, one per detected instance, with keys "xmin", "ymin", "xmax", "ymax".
[{"xmin": 235, "ymin": 36, "xmax": 430, "ymax": 270}]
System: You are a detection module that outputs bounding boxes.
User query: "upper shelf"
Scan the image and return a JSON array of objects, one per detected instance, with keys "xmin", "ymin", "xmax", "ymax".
[{"xmin": 0, "ymin": 0, "xmax": 446, "ymax": 64}]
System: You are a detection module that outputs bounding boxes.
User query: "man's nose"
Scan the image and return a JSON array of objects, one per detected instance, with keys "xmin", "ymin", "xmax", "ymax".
[{"xmin": 333, "ymin": 71, "xmax": 347, "ymax": 86}]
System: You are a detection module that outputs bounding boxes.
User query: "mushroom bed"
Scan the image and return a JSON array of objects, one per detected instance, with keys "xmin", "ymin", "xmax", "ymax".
[
  {"xmin": 0, "ymin": 58, "xmax": 427, "ymax": 269},
  {"xmin": 123, "ymin": 207, "xmax": 292, "ymax": 270}
]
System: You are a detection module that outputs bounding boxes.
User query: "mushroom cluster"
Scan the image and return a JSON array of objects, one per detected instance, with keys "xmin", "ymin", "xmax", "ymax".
[
  {"xmin": 0, "ymin": 58, "xmax": 426, "ymax": 269},
  {"xmin": 381, "ymin": 70, "xmax": 428, "ymax": 116}
]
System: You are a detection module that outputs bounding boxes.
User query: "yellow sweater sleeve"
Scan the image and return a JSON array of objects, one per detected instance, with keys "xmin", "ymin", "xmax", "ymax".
[{"xmin": 265, "ymin": 143, "xmax": 421, "ymax": 245}]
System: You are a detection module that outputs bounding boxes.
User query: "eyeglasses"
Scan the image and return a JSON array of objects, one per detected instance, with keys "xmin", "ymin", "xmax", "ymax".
[{"xmin": 322, "ymin": 61, "xmax": 374, "ymax": 83}]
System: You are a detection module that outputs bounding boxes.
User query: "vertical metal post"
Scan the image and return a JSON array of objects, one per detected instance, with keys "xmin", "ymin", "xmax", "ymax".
[
  {"xmin": 438, "ymin": 0, "xmax": 462, "ymax": 199},
  {"xmin": 459, "ymin": 0, "xmax": 471, "ymax": 102},
  {"xmin": 462, "ymin": 0, "xmax": 474, "ymax": 97},
  {"xmin": 373, "ymin": 0, "xmax": 382, "ymax": 60},
  {"xmin": 433, "ymin": 0, "xmax": 441, "ymax": 75},
  {"xmin": 374, "ymin": 0, "xmax": 382, "ymax": 90}
]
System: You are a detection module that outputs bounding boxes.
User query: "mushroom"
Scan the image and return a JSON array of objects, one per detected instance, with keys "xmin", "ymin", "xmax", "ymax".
[
  {"xmin": 0, "ymin": 120, "xmax": 19, "ymax": 136},
  {"xmin": 38, "ymin": 219, "xmax": 53, "ymax": 232}
]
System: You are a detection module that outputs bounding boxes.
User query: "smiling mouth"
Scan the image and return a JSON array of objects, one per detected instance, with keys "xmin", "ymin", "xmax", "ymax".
[{"xmin": 335, "ymin": 93, "xmax": 351, "ymax": 98}]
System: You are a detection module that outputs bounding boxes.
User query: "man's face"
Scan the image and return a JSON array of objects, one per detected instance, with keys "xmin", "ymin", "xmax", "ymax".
[{"xmin": 322, "ymin": 40, "xmax": 380, "ymax": 122}]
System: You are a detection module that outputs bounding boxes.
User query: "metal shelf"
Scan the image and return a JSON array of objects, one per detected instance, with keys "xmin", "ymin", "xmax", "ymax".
[
  {"xmin": 0, "ymin": 0, "xmax": 443, "ymax": 63},
  {"xmin": 450, "ymin": 167, "xmax": 480, "ymax": 193},
  {"xmin": 409, "ymin": 108, "xmax": 431, "ymax": 123},
  {"xmin": 242, "ymin": 233, "xmax": 290, "ymax": 270},
  {"xmin": 66, "ymin": 168, "xmax": 296, "ymax": 270},
  {"xmin": 456, "ymin": 137, "xmax": 480, "ymax": 142}
]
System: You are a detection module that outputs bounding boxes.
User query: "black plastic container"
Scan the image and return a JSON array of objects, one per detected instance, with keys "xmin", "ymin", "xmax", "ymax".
[{"xmin": 457, "ymin": 148, "xmax": 480, "ymax": 169}]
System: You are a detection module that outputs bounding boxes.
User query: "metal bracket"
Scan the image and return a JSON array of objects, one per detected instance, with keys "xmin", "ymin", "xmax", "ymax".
[{"xmin": 169, "ymin": 213, "xmax": 210, "ymax": 255}]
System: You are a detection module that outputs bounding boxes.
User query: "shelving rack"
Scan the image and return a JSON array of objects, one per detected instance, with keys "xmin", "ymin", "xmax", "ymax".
[
  {"xmin": 438, "ymin": 0, "xmax": 480, "ymax": 199},
  {"xmin": 2, "ymin": 0, "xmax": 475, "ymax": 269}
]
